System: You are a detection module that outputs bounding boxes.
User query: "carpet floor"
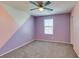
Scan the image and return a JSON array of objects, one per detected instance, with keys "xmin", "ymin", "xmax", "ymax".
[{"xmin": 0, "ymin": 40, "xmax": 78, "ymax": 58}]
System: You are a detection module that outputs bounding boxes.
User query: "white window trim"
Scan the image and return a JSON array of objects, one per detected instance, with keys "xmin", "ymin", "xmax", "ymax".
[{"xmin": 44, "ymin": 19, "xmax": 53, "ymax": 34}]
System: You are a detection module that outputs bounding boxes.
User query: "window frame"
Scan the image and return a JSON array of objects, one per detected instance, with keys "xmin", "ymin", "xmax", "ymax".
[{"xmin": 44, "ymin": 18, "xmax": 53, "ymax": 35}]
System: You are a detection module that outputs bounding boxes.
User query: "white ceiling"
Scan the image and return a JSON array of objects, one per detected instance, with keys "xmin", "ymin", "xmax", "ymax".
[{"xmin": 1, "ymin": 1, "xmax": 76, "ymax": 16}]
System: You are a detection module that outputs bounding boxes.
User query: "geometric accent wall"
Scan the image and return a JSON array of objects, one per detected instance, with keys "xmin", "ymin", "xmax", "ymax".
[
  {"xmin": 0, "ymin": 5, "xmax": 17, "ymax": 48},
  {"xmin": 0, "ymin": 3, "xmax": 34, "ymax": 56}
]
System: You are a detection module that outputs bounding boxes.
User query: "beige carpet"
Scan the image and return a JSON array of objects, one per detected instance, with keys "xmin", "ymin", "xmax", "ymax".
[{"xmin": 0, "ymin": 40, "xmax": 78, "ymax": 58}]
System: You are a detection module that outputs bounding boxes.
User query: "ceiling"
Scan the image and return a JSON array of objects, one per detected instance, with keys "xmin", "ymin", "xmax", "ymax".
[{"xmin": 1, "ymin": 1, "xmax": 76, "ymax": 16}]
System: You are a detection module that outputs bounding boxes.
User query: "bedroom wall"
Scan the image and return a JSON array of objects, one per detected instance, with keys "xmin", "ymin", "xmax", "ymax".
[
  {"xmin": 0, "ymin": 16, "xmax": 34, "ymax": 55},
  {"xmin": 0, "ymin": 4, "xmax": 17, "ymax": 48},
  {"xmin": 2, "ymin": 3, "xmax": 30, "ymax": 27},
  {"xmin": 70, "ymin": 2, "xmax": 79, "ymax": 56},
  {"xmin": 0, "ymin": 3, "xmax": 34, "ymax": 55},
  {"xmin": 34, "ymin": 13, "xmax": 70, "ymax": 43}
]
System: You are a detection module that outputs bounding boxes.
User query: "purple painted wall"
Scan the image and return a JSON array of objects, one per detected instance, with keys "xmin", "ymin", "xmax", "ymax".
[
  {"xmin": 0, "ymin": 16, "xmax": 34, "ymax": 55},
  {"xmin": 34, "ymin": 13, "xmax": 70, "ymax": 43}
]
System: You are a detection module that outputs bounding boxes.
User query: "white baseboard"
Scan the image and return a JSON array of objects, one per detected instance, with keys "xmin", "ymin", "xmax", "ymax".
[
  {"xmin": 0, "ymin": 39, "xmax": 72, "ymax": 56},
  {"xmin": 35, "ymin": 39, "xmax": 72, "ymax": 45},
  {"xmin": 0, "ymin": 39, "xmax": 34, "ymax": 56}
]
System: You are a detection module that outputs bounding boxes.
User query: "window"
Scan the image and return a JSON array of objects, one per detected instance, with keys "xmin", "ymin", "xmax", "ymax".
[{"xmin": 44, "ymin": 19, "xmax": 53, "ymax": 34}]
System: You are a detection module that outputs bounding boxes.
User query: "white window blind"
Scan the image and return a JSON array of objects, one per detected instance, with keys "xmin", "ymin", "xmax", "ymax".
[{"xmin": 44, "ymin": 19, "xmax": 53, "ymax": 34}]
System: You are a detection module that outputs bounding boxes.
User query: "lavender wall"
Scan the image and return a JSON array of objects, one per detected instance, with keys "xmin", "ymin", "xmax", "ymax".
[
  {"xmin": 34, "ymin": 16, "xmax": 54, "ymax": 41},
  {"xmin": 34, "ymin": 13, "xmax": 70, "ymax": 43},
  {"xmin": 0, "ymin": 16, "xmax": 34, "ymax": 55}
]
